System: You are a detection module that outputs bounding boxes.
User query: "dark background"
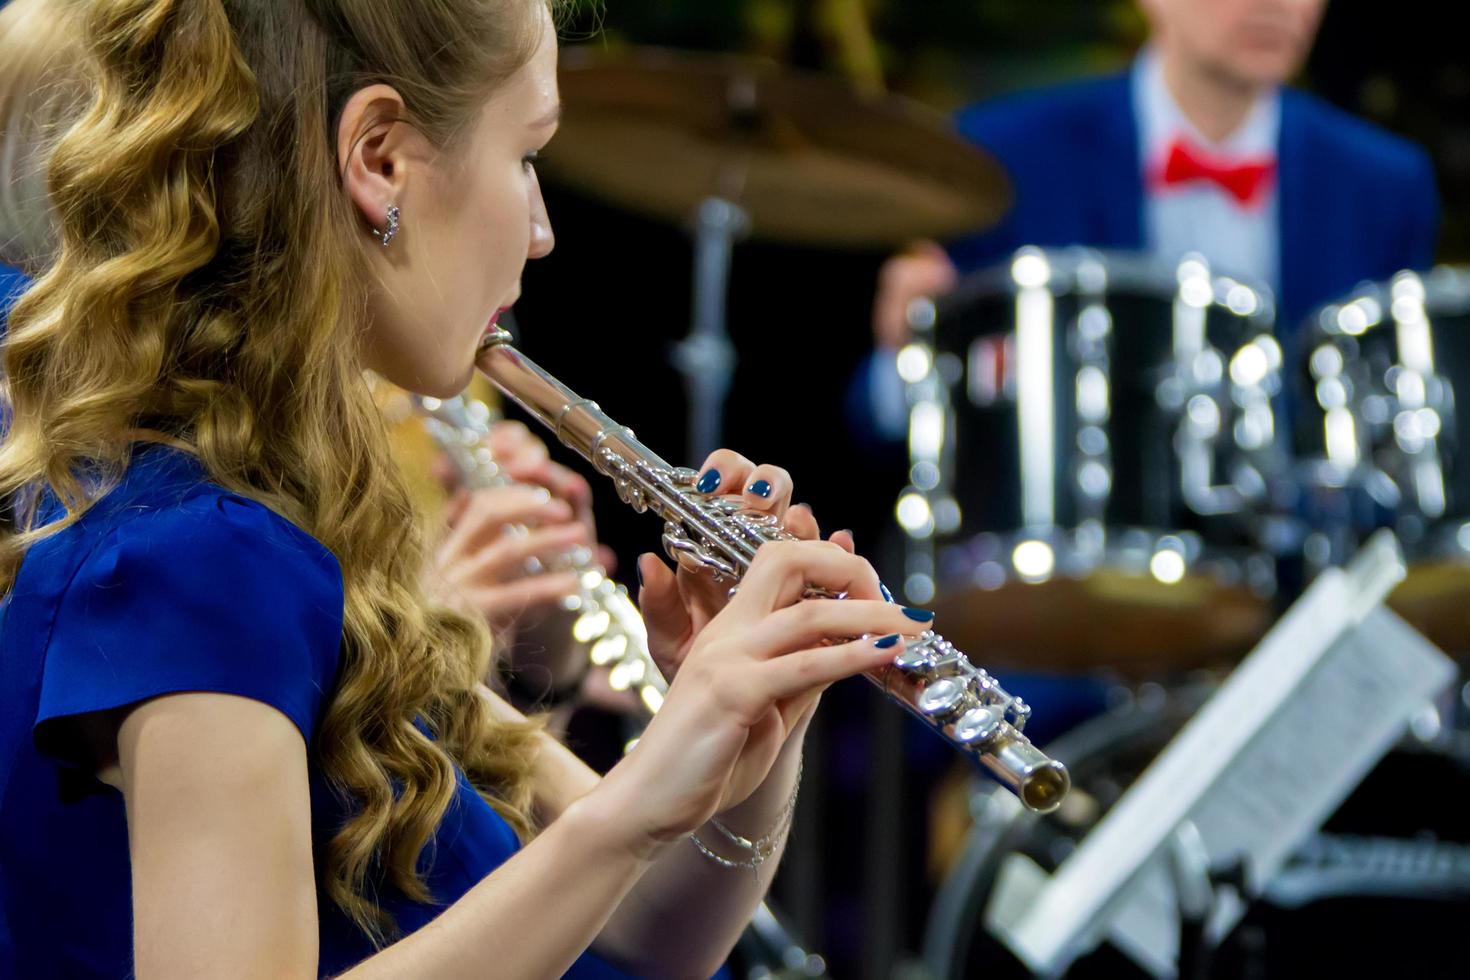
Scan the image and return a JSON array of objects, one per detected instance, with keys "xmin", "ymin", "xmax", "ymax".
[{"xmin": 510, "ymin": 3, "xmax": 1467, "ymax": 976}]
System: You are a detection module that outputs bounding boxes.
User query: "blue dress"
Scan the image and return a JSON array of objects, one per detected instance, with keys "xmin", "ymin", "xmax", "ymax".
[
  {"xmin": 0, "ymin": 444, "xmax": 641, "ymax": 978},
  {"xmin": 0, "ymin": 262, "xmax": 25, "ymax": 320}
]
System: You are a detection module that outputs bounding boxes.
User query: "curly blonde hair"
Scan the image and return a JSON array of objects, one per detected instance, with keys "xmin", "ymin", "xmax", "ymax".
[
  {"xmin": 0, "ymin": 0, "xmax": 558, "ymax": 944},
  {"xmin": 0, "ymin": 0, "xmax": 88, "ymax": 271}
]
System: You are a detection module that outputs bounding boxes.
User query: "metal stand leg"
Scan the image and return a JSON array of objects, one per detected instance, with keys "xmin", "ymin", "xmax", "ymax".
[
  {"xmin": 672, "ymin": 196, "xmax": 748, "ymax": 465},
  {"xmin": 1169, "ymin": 821, "xmax": 1215, "ymax": 980}
]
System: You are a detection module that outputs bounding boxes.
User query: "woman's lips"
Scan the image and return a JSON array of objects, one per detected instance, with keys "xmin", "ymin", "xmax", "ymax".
[{"xmin": 484, "ymin": 306, "xmax": 511, "ymax": 332}]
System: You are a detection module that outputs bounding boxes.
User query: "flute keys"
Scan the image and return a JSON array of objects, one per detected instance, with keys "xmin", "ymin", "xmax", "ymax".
[
  {"xmin": 590, "ymin": 633, "xmax": 629, "ymax": 666},
  {"xmin": 917, "ymin": 677, "xmax": 968, "ymax": 721},
  {"xmin": 954, "ymin": 704, "xmax": 1007, "ymax": 745},
  {"xmin": 573, "ymin": 609, "xmax": 613, "ymax": 643},
  {"xmin": 893, "ymin": 645, "xmax": 937, "ymax": 674}
]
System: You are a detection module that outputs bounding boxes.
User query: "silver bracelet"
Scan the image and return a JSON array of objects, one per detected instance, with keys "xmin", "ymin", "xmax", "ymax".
[{"xmin": 689, "ymin": 757, "xmax": 802, "ymax": 872}]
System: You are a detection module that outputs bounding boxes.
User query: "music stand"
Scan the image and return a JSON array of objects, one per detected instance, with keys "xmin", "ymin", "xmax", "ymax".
[{"xmin": 983, "ymin": 531, "xmax": 1457, "ymax": 978}]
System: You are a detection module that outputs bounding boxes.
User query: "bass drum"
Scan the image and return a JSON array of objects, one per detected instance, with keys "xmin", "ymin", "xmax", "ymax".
[
  {"xmin": 903, "ymin": 248, "xmax": 1285, "ymax": 678},
  {"xmin": 922, "ymin": 693, "xmax": 1470, "ymax": 979}
]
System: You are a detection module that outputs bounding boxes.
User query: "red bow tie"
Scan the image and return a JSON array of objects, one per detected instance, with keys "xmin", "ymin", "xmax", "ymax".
[{"xmin": 1157, "ymin": 138, "xmax": 1276, "ymax": 207}]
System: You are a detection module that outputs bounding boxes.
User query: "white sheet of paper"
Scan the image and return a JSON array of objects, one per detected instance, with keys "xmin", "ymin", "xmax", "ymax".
[{"xmin": 986, "ymin": 534, "xmax": 1457, "ymax": 978}]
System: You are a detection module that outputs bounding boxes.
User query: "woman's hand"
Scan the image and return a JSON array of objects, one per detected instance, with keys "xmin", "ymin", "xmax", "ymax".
[
  {"xmin": 429, "ymin": 485, "xmax": 591, "ymax": 637},
  {"xmin": 426, "ymin": 418, "xmax": 623, "ymax": 636},
  {"xmin": 597, "ymin": 539, "xmax": 930, "ymax": 844},
  {"xmin": 483, "ymin": 419, "xmax": 614, "ymax": 571},
  {"xmin": 635, "ymin": 449, "xmax": 855, "ymax": 686}
]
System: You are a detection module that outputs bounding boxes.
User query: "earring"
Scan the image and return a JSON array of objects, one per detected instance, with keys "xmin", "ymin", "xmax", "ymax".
[{"xmin": 373, "ymin": 204, "xmax": 401, "ymax": 247}]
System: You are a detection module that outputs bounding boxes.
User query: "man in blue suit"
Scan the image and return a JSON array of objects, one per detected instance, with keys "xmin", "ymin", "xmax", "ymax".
[
  {"xmin": 862, "ymin": 0, "xmax": 1440, "ymax": 746},
  {"xmin": 872, "ymin": 0, "xmax": 1439, "ymax": 352}
]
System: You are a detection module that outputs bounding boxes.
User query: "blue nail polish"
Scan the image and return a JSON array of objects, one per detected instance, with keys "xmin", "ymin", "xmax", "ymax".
[
  {"xmin": 696, "ymin": 469, "xmax": 721, "ymax": 494},
  {"xmin": 902, "ymin": 607, "xmax": 935, "ymax": 622},
  {"xmin": 874, "ymin": 634, "xmax": 901, "ymax": 649},
  {"xmin": 880, "ymin": 582, "xmax": 895, "ymax": 603},
  {"xmin": 748, "ymin": 479, "xmax": 772, "ymax": 498}
]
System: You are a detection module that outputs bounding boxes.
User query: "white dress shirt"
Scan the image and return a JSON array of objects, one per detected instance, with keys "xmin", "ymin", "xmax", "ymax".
[{"xmin": 1133, "ymin": 48, "xmax": 1281, "ymax": 293}]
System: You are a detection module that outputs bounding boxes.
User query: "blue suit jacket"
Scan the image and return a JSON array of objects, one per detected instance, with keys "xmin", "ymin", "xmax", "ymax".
[{"xmin": 945, "ymin": 71, "xmax": 1440, "ymax": 332}]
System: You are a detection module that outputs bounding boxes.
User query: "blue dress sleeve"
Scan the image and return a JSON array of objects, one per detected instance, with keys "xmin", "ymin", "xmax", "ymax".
[{"xmin": 33, "ymin": 493, "xmax": 345, "ymax": 761}]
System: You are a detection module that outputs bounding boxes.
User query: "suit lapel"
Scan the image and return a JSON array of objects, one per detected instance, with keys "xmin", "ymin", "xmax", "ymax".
[{"xmin": 1277, "ymin": 91, "xmax": 1321, "ymax": 329}]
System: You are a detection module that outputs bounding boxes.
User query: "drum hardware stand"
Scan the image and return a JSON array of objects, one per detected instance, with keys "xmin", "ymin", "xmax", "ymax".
[
  {"xmin": 670, "ymin": 195, "xmax": 749, "ymax": 466},
  {"xmin": 977, "ymin": 530, "xmax": 1456, "ymax": 979},
  {"xmin": 1168, "ymin": 824, "xmax": 1256, "ymax": 980},
  {"xmin": 1167, "ymin": 821, "xmax": 1213, "ymax": 980}
]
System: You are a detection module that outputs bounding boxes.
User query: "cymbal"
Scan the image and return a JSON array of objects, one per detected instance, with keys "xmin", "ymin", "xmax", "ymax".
[{"xmin": 543, "ymin": 47, "xmax": 1011, "ymax": 248}]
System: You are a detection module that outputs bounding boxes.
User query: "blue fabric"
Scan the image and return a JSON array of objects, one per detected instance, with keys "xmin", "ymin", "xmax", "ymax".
[
  {"xmin": 0, "ymin": 262, "xmax": 26, "ymax": 345},
  {"xmin": 2, "ymin": 264, "xmax": 31, "ymax": 435},
  {"xmin": 0, "ymin": 445, "xmax": 644, "ymax": 978},
  {"xmin": 945, "ymin": 70, "xmax": 1439, "ymax": 331},
  {"xmin": 947, "ymin": 74, "xmax": 1145, "ymax": 282}
]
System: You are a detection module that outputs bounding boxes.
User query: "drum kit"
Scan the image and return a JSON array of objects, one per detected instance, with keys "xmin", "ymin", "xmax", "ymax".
[
  {"xmin": 902, "ymin": 256, "xmax": 1470, "ymax": 976},
  {"xmin": 541, "ymin": 42, "xmax": 1469, "ymax": 980}
]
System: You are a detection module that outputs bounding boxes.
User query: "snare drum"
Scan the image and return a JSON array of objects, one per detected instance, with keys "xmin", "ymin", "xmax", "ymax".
[
  {"xmin": 1295, "ymin": 267, "xmax": 1470, "ymax": 652},
  {"xmin": 900, "ymin": 248, "xmax": 1284, "ymax": 675}
]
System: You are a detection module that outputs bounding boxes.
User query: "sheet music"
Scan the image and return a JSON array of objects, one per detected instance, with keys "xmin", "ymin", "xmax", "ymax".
[
  {"xmin": 987, "ymin": 536, "xmax": 1457, "ymax": 978},
  {"xmin": 1106, "ymin": 607, "xmax": 1455, "ymax": 975}
]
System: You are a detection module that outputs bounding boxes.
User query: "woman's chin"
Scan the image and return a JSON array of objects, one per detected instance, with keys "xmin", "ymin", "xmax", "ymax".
[
  {"xmin": 436, "ymin": 362, "xmax": 480, "ymax": 399},
  {"xmin": 378, "ymin": 360, "xmax": 476, "ymax": 400}
]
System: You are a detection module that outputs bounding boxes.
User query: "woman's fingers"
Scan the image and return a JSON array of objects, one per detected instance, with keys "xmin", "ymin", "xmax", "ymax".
[
  {"xmin": 442, "ymin": 487, "xmax": 472, "ymax": 530},
  {"xmin": 757, "ymin": 634, "xmax": 907, "ymax": 703},
  {"xmin": 487, "ymin": 419, "xmax": 550, "ymax": 465},
  {"xmin": 500, "ymin": 455, "xmax": 594, "ymax": 513},
  {"xmin": 784, "ymin": 503, "xmax": 820, "ymax": 541},
  {"xmin": 438, "ymin": 486, "xmax": 574, "ymax": 558},
  {"xmin": 738, "ymin": 463, "xmax": 793, "ymax": 518},
  {"xmin": 744, "ymin": 598, "xmax": 932, "ymax": 656},
  {"xmin": 733, "ymin": 539, "xmax": 884, "ymax": 613},
  {"xmin": 432, "ymin": 452, "xmax": 461, "ymax": 494},
  {"xmin": 597, "ymin": 545, "xmax": 618, "ymax": 576},
  {"xmin": 482, "ymin": 419, "xmax": 595, "ymax": 515},
  {"xmin": 464, "ymin": 572, "xmax": 582, "ymax": 621},
  {"xmin": 464, "ymin": 522, "xmax": 592, "ymax": 581},
  {"xmin": 690, "ymin": 449, "xmax": 755, "ymax": 497},
  {"xmin": 692, "ymin": 451, "xmax": 795, "ymax": 520},
  {"xmin": 637, "ymin": 553, "xmax": 694, "ymax": 680}
]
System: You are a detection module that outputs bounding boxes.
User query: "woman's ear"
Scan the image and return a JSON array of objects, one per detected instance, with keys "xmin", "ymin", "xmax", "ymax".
[{"xmin": 337, "ymin": 84, "xmax": 413, "ymax": 236}]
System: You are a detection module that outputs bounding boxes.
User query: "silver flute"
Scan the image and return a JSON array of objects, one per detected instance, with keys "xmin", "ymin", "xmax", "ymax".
[
  {"xmin": 416, "ymin": 395, "xmax": 668, "ymax": 714},
  {"xmin": 476, "ymin": 328, "xmax": 1069, "ymax": 813}
]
